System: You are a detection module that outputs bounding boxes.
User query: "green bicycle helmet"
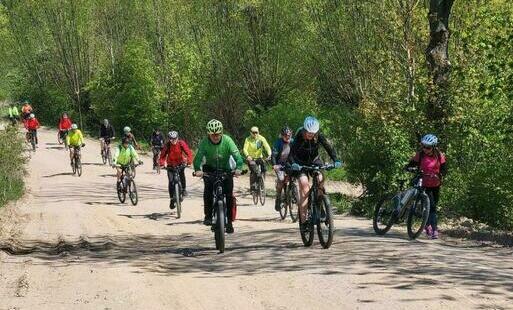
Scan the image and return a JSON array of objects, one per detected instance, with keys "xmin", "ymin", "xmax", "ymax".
[{"xmin": 206, "ymin": 119, "xmax": 223, "ymax": 134}]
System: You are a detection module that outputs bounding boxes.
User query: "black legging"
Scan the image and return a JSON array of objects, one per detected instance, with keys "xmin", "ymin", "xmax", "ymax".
[
  {"xmin": 167, "ymin": 167, "xmax": 186, "ymax": 199},
  {"xmin": 203, "ymin": 175, "xmax": 234, "ymax": 222},
  {"xmin": 425, "ymin": 187, "xmax": 440, "ymax": 231}
]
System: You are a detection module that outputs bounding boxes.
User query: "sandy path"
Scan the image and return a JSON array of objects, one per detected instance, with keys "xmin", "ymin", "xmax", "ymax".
[{"xmin": 0, "ymin": 127, "xmax": 512, "ymax": 310}]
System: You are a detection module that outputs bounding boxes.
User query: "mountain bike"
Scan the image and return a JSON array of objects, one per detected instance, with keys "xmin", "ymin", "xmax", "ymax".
[
  {"xmin": 166, "ymin": 164, "xmax": 187, "ymax": 219},
  {"xmin": 195, "ymin": 170, "xmax": 247, "ymax": 253},
  {"xmin": 58, "ymin": 129, "xmax": 69, "ymax": 150},
  {"xmin": 116, "ymin": 163, "xmax": 141, "ymax": 206},
  {"xmin": 249, "ymin": 159, "xmax": 266, "ymax": 206},
  {"xmin": 373, "ymin": 167, "xmax": 430, "ymax": 239},
  {"xmin": 276, "ymin": 167, "xmax": 299, "ymax": 222},
  {"xmin": 70, "ymin": 145, "xmax": 83, "ymax": 177},
  {"xmin": 295, "ymin": 163, "xmax": 337, "ymax": 249},
  {"xmin": 100, "ymin": 137, "xmax": 114, "ymax": 165}
]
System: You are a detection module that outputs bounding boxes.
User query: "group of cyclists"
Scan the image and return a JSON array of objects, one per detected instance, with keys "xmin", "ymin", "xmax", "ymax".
[{"xmin": 7, "ymin": 99, "xmax": 446, "ymax": 240}]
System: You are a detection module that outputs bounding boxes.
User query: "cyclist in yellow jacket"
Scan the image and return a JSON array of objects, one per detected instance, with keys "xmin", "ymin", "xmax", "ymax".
[
  {"xmin": 66, "ymin": 124, "xmax": 85, "ymax": 164},
  {"xmin": 243, "ymin": 126, "xmax": 272, "ymax": 191},
  {"xmin": 112, "ymin": 137, "xmax": 142, "ymax": 182}
]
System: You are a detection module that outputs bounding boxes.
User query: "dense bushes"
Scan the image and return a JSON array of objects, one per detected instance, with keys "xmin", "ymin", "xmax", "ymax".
[{"xmin": 0, "ymin": 126, "xmax": 24, "ymax": 208}]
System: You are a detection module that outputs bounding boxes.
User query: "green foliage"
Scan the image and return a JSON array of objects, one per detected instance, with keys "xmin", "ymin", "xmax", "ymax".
[{"xmin": 0, "ymin": 126, "xmax": 24, "ymax": 207}]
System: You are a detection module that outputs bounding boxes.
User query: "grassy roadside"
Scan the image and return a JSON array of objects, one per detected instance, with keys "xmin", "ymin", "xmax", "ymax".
[{"xmin": 0, "ymin": 125, "xmax": 25, "ymax": 208}]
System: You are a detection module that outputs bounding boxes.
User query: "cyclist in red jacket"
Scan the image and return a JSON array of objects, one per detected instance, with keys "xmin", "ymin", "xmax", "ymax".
[
  {"xmin": 58, "ymin": 112, "xmax": 73, "ymax": 147},
  {"xmin": 25, "ymin": 113, "xmax": 40, "ymax": 146},
  {"xmin": 159, "ymin": 131, "xmax": 193, "ymax": 209}
]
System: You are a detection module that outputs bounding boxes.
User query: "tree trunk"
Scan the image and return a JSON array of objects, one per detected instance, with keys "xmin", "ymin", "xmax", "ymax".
[{"xmin": 425, "ymin": 0, "xmax": 454, "ymax": 128}]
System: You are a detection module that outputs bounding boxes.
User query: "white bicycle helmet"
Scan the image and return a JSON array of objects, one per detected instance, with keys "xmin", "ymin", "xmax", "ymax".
[
  {"xmin": 303, "ymin": 116, "xmax": 320, "ymax": 134},
  {"xmin": 421, "ymin": 134, "xmax": 438, "ymax": 147},
  {"xmin": 29, "ymin": 113, "xmax": 35, "ymax": 119},
  {"xmin": 123, "ymin": 126, "xmax": 131, "ymax": 133},
  {"xmin": 71, "ymin": 123, "xmax": 78, "ymax": 130},
  {"xmin": 206, "ymin": 119, "xmax": 223, "ymax": 134},
  {"xmin": 168, "ymin": 131, "xmax": 178, "ymax": 139}
]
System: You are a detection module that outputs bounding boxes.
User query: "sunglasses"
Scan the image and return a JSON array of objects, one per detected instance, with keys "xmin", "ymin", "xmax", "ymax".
[{"xmin": 252, "ymin": 131, "xmax": 259, "ymax": 134}]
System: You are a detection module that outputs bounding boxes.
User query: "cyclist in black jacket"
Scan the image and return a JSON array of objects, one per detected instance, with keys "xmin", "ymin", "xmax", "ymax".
[
  {"xmin": 289, "ymin": 116, "xmax": 342, "ymax": 231},
  {"xmin": 99, "ymin": 119, "xmax": 115, "ymax": 154},
  {"xmin": 149, "ymin": 128, "xmax": 165, "ymax": 170}
]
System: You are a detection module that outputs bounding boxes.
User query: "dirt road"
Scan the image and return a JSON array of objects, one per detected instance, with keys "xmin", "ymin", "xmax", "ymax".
[{"xmin": 1, "ymin": 128, "xmax": 512, "ymax": 310}]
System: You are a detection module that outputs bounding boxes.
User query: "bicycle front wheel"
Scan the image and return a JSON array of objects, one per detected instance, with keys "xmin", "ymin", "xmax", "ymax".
[
  {"xmin": 317, "ymin": 195, "xmax": 334, "ymax": 249},
  {"xmin": 175, "ymin": 183, "xmax": 182, "ymax": 219},
  {"xmin": 373, "ymin": 195, "xmax": 397, "ymax": 235},
  {"xmin": 71, "ymin": 158, "xmax": 77, "ymax": 175},
  {"xmin": 215, "ymin": 200, "xmax": 225, "ymax": 253},
  {"xmin": 117, "ymin": 182, "xmax": 126, "ymax": 203},
  {"xmin": 407, "ymin": 192, "xmax": 430, "ymax": 239},
  {"xmin": 300, "ymin": 207, "xmax": 314, "ymax": 247},
  {"xmin": 278, "ymin": 192, "xmax": 287, "ymax": 220},
  {"xmin": 76, "ymin": 157, "xmax": 82, "ymax": 177},
  {"xmin": 259, "ymin": 175, "xmax": 266, "ymax": 206},
  {"xmin": 128, "ymin": 179, "xmax": 138, "ymax": 206}
]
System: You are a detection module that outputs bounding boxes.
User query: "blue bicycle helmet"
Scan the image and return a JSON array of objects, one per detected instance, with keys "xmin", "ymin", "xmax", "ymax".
[{"xmin": 421, "ymin": 134, "xmax": 438, "ymax": 147}]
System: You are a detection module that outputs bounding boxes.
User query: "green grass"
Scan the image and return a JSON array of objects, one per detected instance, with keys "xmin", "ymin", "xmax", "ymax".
[
  {"xmin": 326, "ymin": 167, "xmax": 348, "ymax": 181},
  {"xmin": 0, "ymin": 126, "xmax": 25, "ymax": 208}
]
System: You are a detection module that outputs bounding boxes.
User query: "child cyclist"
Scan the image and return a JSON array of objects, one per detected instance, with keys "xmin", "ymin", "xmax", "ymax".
[{"xmin": 405, "ymin": 134, "xmax": 447, "ymax": 239}]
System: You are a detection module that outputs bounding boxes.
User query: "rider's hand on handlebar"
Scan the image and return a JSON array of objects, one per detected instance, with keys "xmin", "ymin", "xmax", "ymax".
[
  {"xmin": 138, "ymin": 160, "xmax": 143, "ymax": 165},
  {"xmin": 273, "ymin": 165, "xmax": 281, "ymax": 172},
  {"xmin": 194, "ymin": 171, "xmax": 203, "ymax": 177},
  {"xmin": 334, "ymin": 160, "xmax": 342, "ymax": 168},
  {"xmin": 291, "ymin": 163, "xmax": 301, "ymax": 171},
  {"xmin": 246, "ymin": 156, "xmax": 253, "ymax": 161},
  {"xmin": 81, "ymin": 143, "xmax": 86, "ymax": 147}
]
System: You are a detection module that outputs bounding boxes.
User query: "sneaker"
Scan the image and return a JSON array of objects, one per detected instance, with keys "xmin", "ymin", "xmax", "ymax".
[
  {"xmin": 203, "ymin": 216, "xmax": 212, "ymax": 226},
  {"xmin": 431, "ymin": 230, "xmax": 439, "ymax": 239},
  {"xmin": 425, "ymin": 225, "xmax": 433, "ymax": 238},
  {"xmin": 169, "ymin": 200, "xmax": 176, "ymax": 210},
  {"xmin": 226, "ymin": 222, "xmax": 234, "ymax": 234}
]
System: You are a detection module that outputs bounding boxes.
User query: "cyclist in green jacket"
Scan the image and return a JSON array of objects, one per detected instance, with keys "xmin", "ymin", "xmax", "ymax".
[
  {"xmin": 112, "ymin": 137, "xmax": 142, "ymax": 183},
  {"xmin": 8, "ymin": 104, "xmax": 20, "ymax": 125},
  {"xmin": 193, "ymin": 119, "xmax": 243, "ymax": 233}
]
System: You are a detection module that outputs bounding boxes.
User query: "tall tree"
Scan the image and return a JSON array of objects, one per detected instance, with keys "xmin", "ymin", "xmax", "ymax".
[{"xmin": 426, "ymin": 0, "xmax": 454, "ymax": 128}]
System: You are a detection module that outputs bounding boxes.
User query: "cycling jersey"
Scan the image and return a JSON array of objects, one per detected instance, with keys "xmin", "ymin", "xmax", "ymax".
[
  {"xmin": 272, "ymin": 138, "xmax": 294, "ymax": 165},
  {"xmin": 25, "ymin": 118, "xmax": 40, "ymax": 130},
  {"xmin": 66, "ymin": 130, "xmax": 84, "ymax": 147},
  {"xmin": 159, "ymin": 140, "xmax": 193, "ymax": 167},
  {"xmin": 193, "ymin": 135, "xmax": 243, "ymax": 172},
  {"xmin": 409, "ymin": 151, "xmax": 447, "ymax": 187},
  {"xmin": 149, "ymin": 132, "xmax": 164, "ymax": 147},
  {"xmin": 113, "ymin": 145, "xmax": 139, "ymax": 166},
  {"xmin": 100, "ymin": 124, "xmax": 115, "ymax": 139},
  {"xmin": 290, "ymin": 128, "xmax": 338, "ymax": 165},
  {"xmin": 243, "ymin": 134, "xmax": 271, "ymax": 159},
  {"xmin": 58, "ymin": 118, "xmax": 73, "ymax": 131}
]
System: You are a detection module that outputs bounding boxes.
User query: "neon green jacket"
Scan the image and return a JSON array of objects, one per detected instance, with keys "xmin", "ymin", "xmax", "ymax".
[
  {"xmin": 113, "ymin": 144, "xmax": 140, "ymax": 166},
  {"xmin": 8, "ymin": 106, "xmax": 19, "ymax": 118},
  {"xmin": 66, "ymin": 129, "xmax": 84, "ymax": 147},
  {"xmin": 243, "ymin": 134, "xmax": 271, "ymax": 159},
  {"xmin": 193, "ymin": 135, "xmax": 243, "ymax": 172}
]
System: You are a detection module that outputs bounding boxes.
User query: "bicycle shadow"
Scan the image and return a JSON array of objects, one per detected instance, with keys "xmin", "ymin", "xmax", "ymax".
[{"xmin": 42, "ymin": 172, "xmax": 74, "ymax": 178}]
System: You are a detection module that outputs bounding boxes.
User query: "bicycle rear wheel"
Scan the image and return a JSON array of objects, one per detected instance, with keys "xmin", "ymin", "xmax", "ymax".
[
  {"xmin": 259, "ymin": 175, "xmax": 266, "ymax": 206},
  {"xmin": 288, "ymin": 182, "xmax": 299, "ymax": 223},
  {"xmin": 214, "ymin": 200, "xmax": 225, "ymax": 253},
  {"xmin": 30, "ymin": 134, "xmax": 36, "ymax": 151},
  {"xmin": 117, "ymin": 181, "xmax": 126, "ymax": 203},
  {"xmin": 407, "ymin": 192, "xmax": 430, "ymax": 239},
  {"xmin": 317, "ymin": 195, "xmax": 334, "ymax": 249},
  {"xmin": 128, "ymin": 179, "xmax": 138, "ymax": 206},
  {"xmin": 175, "ymin": 183, "xmax": 182, "ymax": 219},
  {"xmin": 373, "ymin": 194, "xmax": 397, "ymax": 235}
]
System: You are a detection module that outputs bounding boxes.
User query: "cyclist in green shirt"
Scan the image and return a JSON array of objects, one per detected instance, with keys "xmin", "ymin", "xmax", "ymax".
[
  {"xmin": 193, "ymin": 119, "xmax": 243, "ymax": 233},
  {"xmin": 8, "ymin": 104, "xmax": 19, "ymax": 125}
]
